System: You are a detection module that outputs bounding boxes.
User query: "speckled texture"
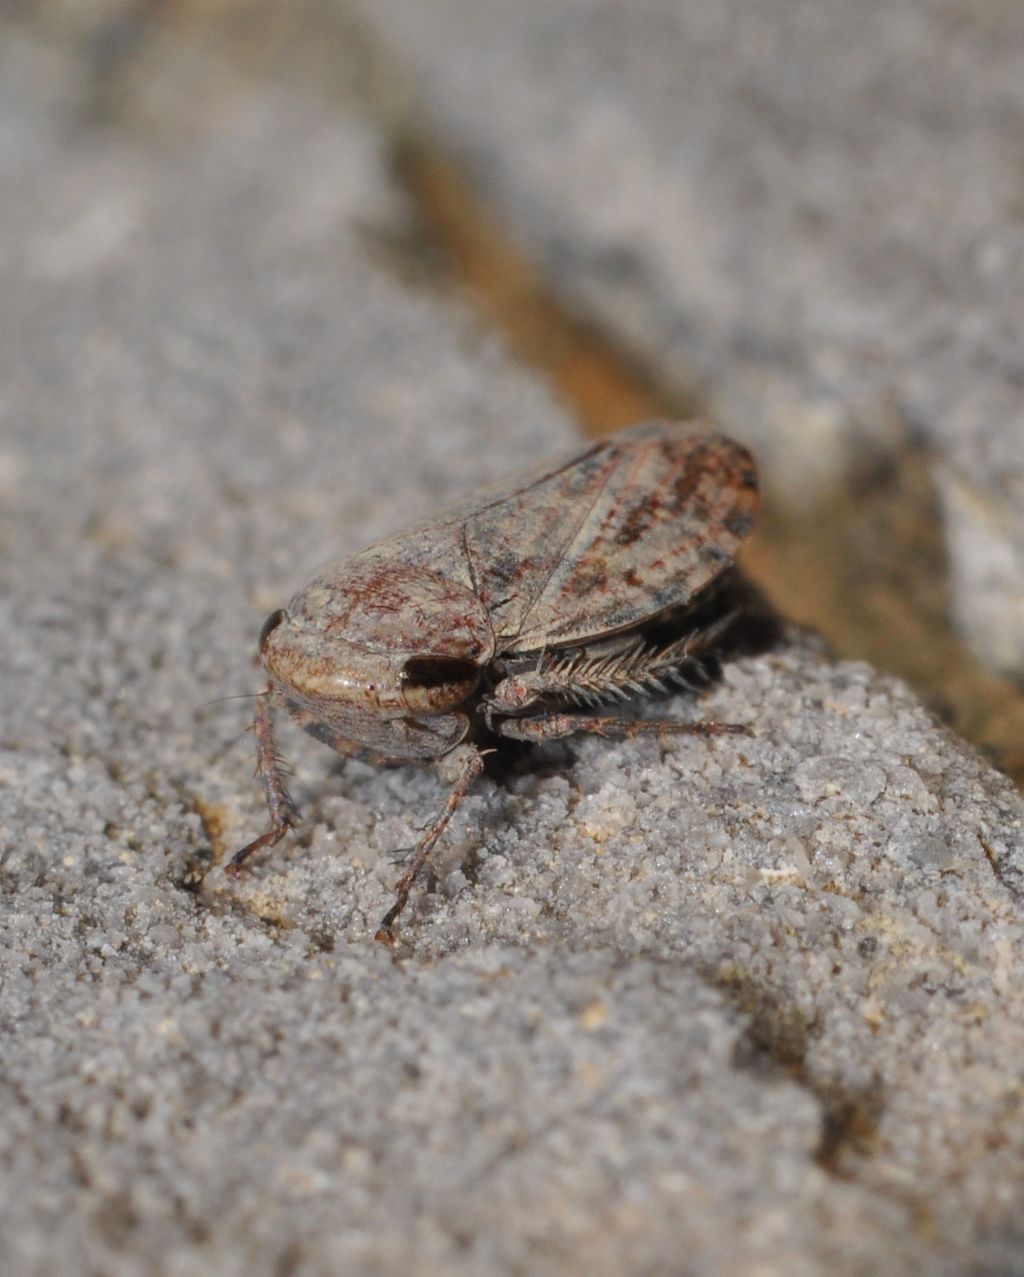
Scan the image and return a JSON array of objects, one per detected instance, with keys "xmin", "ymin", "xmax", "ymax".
[
  {"xmin": 3, "ymin": 18, "xmax": 1024, "ymax": 1277},
  {"xmin": 364, "ymin": 0, "xmax": 1024, "ymax": 675}
]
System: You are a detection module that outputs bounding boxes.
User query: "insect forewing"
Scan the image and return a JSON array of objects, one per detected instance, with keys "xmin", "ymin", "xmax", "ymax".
[
  {"xmin": 503, "ymin": 422, "xmax": 758, "ymax": 651},
  {"xmin": 363, "ymin": 438, "xmax": 624, "ymax": 644},
  {"xmin": 359, "ymin": 420, "xmax": 757, "ymax": 656}
]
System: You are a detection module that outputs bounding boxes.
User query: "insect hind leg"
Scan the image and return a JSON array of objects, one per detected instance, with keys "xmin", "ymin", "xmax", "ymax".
[{"xmin": 495, "ymin": 712, "xmax": 750, "ymax": 745}]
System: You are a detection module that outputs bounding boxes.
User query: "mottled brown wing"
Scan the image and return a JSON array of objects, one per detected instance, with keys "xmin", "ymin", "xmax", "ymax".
[
  {"xmin": 498, "ymin": 421, "xmax": 759, "ymax": 654},
  {"xmin": 368, "ymin": 434, "xmax": 629, "ymax": 643},
  {"xmin": 364, "ymin": 420, "xmax": 757, "ymax": 656}
]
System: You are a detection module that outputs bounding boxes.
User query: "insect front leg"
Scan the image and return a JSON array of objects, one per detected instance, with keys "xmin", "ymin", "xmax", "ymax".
[
  {"xmin": 227, "ymin": 690, "xmax": 301, "ymax": 875},
  {"xmin": 375, "ymin": 743, "xmax": 484, "ymax": 946},
  {"xmin": 495, "ymin": 713, "xmax": 751, "ymax": 745}
]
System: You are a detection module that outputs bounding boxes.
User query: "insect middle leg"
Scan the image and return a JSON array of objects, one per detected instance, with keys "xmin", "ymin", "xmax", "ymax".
[
  {"xmin": 495, "ymin": 713, "xmax": 750, "ymax": 745},
  {"xmin": 375, "ymin": 743, "xmax": 484, "ymax": 946},
  {"xmin": 227, "ymin": 690, "xmax": 301, "ymax": 875}
]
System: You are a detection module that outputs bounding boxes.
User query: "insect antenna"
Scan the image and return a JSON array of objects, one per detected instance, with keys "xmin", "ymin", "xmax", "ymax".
[{"xmin": 193, "ymin": 690, "xmax": 266, "ymax": 717}]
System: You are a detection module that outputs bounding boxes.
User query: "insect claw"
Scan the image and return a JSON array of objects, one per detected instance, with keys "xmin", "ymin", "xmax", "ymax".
[
  {"xmin": 374, "ymin": 900, "xmax": 407, "ymax": 947},
  {"xmin": 225, "ymin": 818, "xmax": 294, "ymax": 876},
  {"xmin": 374, "ymin": 896, "xmax": 405, "ymax": 945}
]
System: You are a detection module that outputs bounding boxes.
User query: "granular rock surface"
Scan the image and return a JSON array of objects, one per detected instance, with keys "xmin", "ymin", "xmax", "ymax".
[{"xmin": 2, "ymin": 15, "xmax": 1024, "ymax": 1277}]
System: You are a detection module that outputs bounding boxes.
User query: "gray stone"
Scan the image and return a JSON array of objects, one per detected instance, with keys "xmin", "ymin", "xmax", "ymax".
[
  {"xmin": 3, "ymin": 14, "xmax": 1024, "ymax": 1277},
  {"xmin": 364, "ymin": 0, "xmax": 1024, "ymax": 675}
]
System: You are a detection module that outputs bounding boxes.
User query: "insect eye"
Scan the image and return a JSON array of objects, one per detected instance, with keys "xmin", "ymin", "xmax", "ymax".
[
  {"xmin": 258, "ymin": 609, "xmax": 286, "ymax": 656},
  {"xmin": 403, "ymin": 657, "xmax": 478, "ymax": 688},
  {"xmin": 401, "ymin": 656, "xmax": 480, "ymax": 714}
]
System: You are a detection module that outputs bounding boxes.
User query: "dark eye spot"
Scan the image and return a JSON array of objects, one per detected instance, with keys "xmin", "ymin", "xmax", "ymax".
[
  {"xmin": 258, "ymin": 609, "xmax": 286, "ymax": 655},
  {"xmin": 402, "ymin": 656, "xmax": 479, "ymax": 689}
]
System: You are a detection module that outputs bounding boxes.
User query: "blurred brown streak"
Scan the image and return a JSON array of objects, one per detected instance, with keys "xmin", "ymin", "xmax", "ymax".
[
  {"xmin": 396, "ymin": 149, "xmax": 695, "ymax": 436},
  {"xmin": 397, "ymin": 147, "xmax": 1024, "ymax": 788}
]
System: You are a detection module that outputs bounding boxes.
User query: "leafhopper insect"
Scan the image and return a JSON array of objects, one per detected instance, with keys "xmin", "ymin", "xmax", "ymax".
[{"xmin": 231, "ymin": 420, "xmax": 759, "ymax": 942}]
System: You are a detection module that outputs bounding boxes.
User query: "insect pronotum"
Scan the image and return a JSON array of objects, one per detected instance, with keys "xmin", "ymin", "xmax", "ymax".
[{"xmin": 230, "ymin": 419, "xmax": 759, "ymax": 942}]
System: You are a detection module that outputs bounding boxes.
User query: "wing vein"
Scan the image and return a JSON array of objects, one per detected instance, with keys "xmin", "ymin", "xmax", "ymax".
[{"xmin": 504, "ymin": 446, "xmax": 621, "ymax": 645}]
